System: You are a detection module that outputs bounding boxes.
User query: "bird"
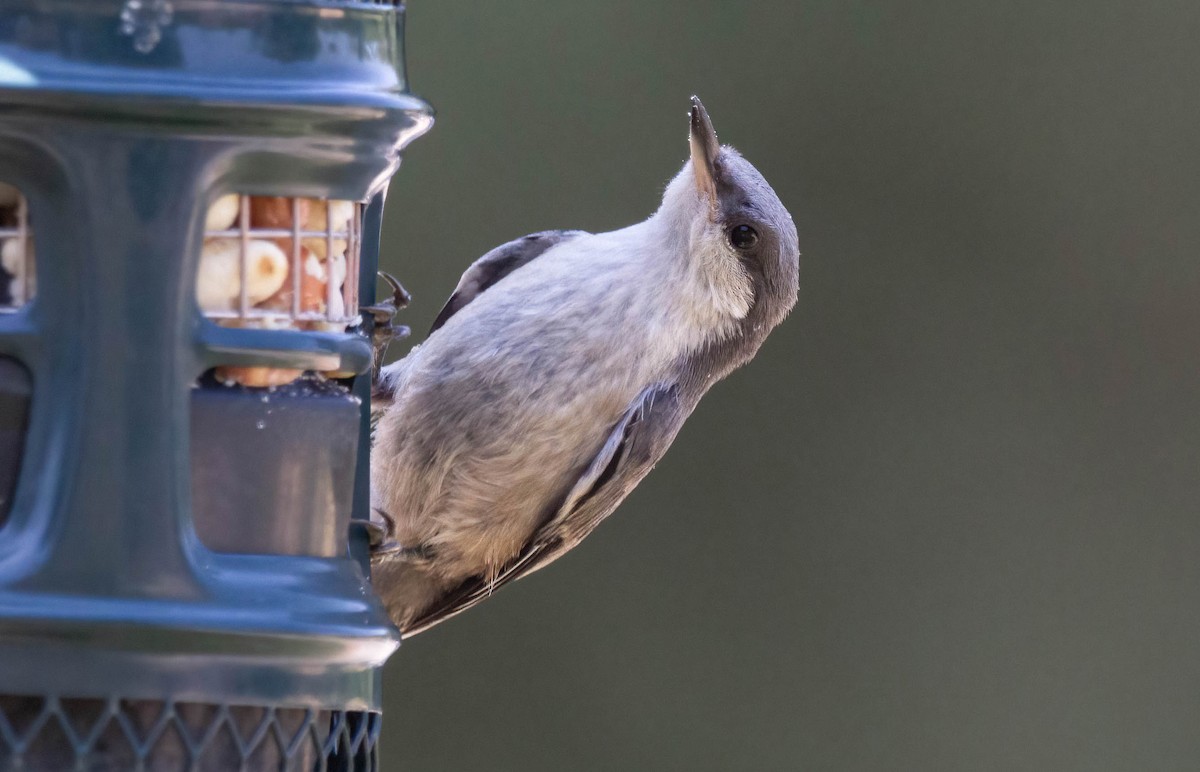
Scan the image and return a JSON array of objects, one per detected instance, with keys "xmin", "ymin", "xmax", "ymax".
[{"xmin": 369, "ymin": 97, "xmax": 799, "ymax": 636}]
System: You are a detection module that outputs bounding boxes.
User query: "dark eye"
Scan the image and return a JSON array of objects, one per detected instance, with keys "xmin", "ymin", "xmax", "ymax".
[{"xmin": 729, "ymin": 224, "xmax": 758, "ymax": 250}]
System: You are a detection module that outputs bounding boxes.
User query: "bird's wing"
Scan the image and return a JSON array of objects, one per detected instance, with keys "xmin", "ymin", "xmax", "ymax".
[
  {"xmin": 400, "ymin": 382, "xmax": 689, "ymax": 636},
  {"xmin": 428, "ymin": 229, "xmax": 589, "ymax": 334},
  {"xmin": 372, "ymin": 229, "xmax": 587, "ymax": 407}
]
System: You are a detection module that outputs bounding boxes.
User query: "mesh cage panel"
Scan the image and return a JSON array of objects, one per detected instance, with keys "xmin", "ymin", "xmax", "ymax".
[
  {"xmin": 199, "ymin": 194, "xmax": 364, "ymax": 388},
  {"xmin": 0, "ymin": 695, "xmax": 381, "ymax": 771},
  {"xmin": 199, "ymin": 195, "xmax": 361, "ymax": 328}
]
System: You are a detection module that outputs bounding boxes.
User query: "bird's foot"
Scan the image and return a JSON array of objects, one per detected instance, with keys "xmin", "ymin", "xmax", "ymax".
[
  {"xmin": 365, "ymin": 509, "xmax": 437, "ymax": 565},
  {"xmin": 364, "ymin": 507, "xmax": 401, "ymax": 553},
  {"xmin": 362, "ymin": 271, "xmax": 411, "ymax": 379},
  {"xmin": 363, "ymin": 517, "xmax": 393, "ymax": 551}
]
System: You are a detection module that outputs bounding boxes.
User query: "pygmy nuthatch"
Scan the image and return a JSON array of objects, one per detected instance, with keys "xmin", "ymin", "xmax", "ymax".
[{"xmin": 370, "ymin": 97, "xmax": 799, "ymax": 636}]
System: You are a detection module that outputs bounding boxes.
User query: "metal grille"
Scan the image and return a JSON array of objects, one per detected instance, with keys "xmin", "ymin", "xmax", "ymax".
[
  {"xmin": 0, "ymin": 184, "xmax": 34, "ymax": 309},
  {"xmin": 199, "ymin": 194, "xmax": 362, "ymax": 331},
  {"xmin": 0, "ymin": 695, "xmax": 380, "ymax": 771}
]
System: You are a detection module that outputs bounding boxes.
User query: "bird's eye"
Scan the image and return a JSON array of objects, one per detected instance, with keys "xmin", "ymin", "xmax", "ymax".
[{"xmin": 729, "ymin": 224, "xmax": 758, "ymax": 250}]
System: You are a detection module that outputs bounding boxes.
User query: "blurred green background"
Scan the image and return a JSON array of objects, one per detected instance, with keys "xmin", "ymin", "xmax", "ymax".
[{"xmin": 377, "ymin": 1, "xmax": 1200, "ymax": 769}]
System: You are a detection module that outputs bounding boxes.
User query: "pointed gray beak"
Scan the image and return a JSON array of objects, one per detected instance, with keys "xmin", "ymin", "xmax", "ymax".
[{"xmin": 689, "ymin": 96, "xmax": 720, "ymax": 205}]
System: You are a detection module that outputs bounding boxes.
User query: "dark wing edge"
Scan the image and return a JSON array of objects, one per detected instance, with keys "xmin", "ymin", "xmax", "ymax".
[
  {"xmin": 428, "ymin": 229, "xmax": 589, "ymax": 335},
  {"xmin": 400, "ymin": 382, "xmax": 688, "ymax": 636}
]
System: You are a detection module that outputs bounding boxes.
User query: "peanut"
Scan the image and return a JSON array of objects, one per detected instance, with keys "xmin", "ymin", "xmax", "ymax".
[{"xmin": 197, "ymin": 238, "xmax": 289, "ymax": 311}]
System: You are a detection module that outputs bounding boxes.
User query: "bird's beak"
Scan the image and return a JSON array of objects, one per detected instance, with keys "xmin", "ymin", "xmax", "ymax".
[{"xmin": 689, "ymin": 96, "xmax": 720, "ymax": 208}]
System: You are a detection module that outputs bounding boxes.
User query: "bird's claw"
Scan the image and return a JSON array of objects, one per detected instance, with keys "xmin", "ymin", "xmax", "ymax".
[
  {"xmin": 363, "ymin": 271, "xmax": 411, "ymax": 318},
  {"xmin": 362, "ymin": 271, "xmax": 412, "ymax": 374},
  {"xmin": 364, "ymin": 508, "xmax": 438, "ymax": 563},
  {"xmin": 364, "ymin": 507, "xmax": 400, "ymax": 552},
  {"xmin": 362, "ymin": 518, "xmax": 390, "ymax": 549}
]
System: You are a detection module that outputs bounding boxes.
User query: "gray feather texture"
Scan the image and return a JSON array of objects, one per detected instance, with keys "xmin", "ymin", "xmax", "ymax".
[
  {"xmin": 370, "ymin": 97, "xmax": 800, "ymax": 635},
  {"xmin": 428, "ymin": 230, "xmax": 589, "ymax": 335}
]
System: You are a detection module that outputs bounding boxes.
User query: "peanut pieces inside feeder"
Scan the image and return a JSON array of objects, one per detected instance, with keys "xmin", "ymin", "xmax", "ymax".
[
  {"xmin": 204, "ymin": 194, "xmax": 240, "ymax": 231},
  {"xmin": 260, "ymin": 248, "xmax": 328, "ymax": 314},
  {"xmin": 213, "ymin": 365, "xmax": 305, "ymax": 389},
  {"xmin": 250, "ymin": 196, "xmax": 311, "ymax": 231},
  {"xmin": 197, "ymin": 238, "xmax": 290, "ymax": 311},
  {"xmin": 199, "ymin": 194, "xmax": 359, "ymax": 389}
]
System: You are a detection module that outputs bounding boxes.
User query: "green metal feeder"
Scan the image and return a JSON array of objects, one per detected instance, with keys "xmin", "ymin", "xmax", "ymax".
[{"xmin": 0, "ymin": 0, "xmax": 432, "ymax": 767}]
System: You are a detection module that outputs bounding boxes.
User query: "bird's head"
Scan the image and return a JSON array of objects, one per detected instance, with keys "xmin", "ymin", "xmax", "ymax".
[{"xmin": 658, "ymin": 96, "xmax": 800, "ymax": 329}]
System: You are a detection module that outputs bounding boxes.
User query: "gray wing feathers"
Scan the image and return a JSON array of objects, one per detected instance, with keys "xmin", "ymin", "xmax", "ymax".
[
  {"xmin": 373, "ymin": 229, "xmax": 586, "ymax": 416},
  {"xmin": 400, "ymin": 383, "xmax": 687, "ymax": 636},
  {"xmin": 428, "ymin": 229, "xmax": 588, "ymax": 334}
]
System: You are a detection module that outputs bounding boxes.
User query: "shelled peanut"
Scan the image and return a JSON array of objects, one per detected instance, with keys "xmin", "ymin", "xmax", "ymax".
[
  {"xmin": 214, "ymin": 364, "xmax": 305, "ymax": 389},
  {"xmin": 199, "ymin": 194, "xmax": 356, "ymax": 388}
]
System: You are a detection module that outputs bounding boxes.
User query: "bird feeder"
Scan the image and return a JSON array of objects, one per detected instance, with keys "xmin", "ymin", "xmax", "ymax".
[{"xmin": 0, "ymin": 0, "xmax": 431, "ymax": 767}]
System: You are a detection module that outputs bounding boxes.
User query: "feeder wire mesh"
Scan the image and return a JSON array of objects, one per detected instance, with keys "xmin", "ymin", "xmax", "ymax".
[
  {"xmin": 201, "ymin": 195, "xmax": 362, "ymax": 328},
  {"xmin": 0, "ymin": 695, "xmax": 380, "ymax": 771}
]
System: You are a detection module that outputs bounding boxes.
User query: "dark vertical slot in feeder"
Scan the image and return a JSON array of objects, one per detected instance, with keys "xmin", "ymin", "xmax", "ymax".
[{"xmin": 0, "ymin": 0, "xmax": 431, "ymax": 769}]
